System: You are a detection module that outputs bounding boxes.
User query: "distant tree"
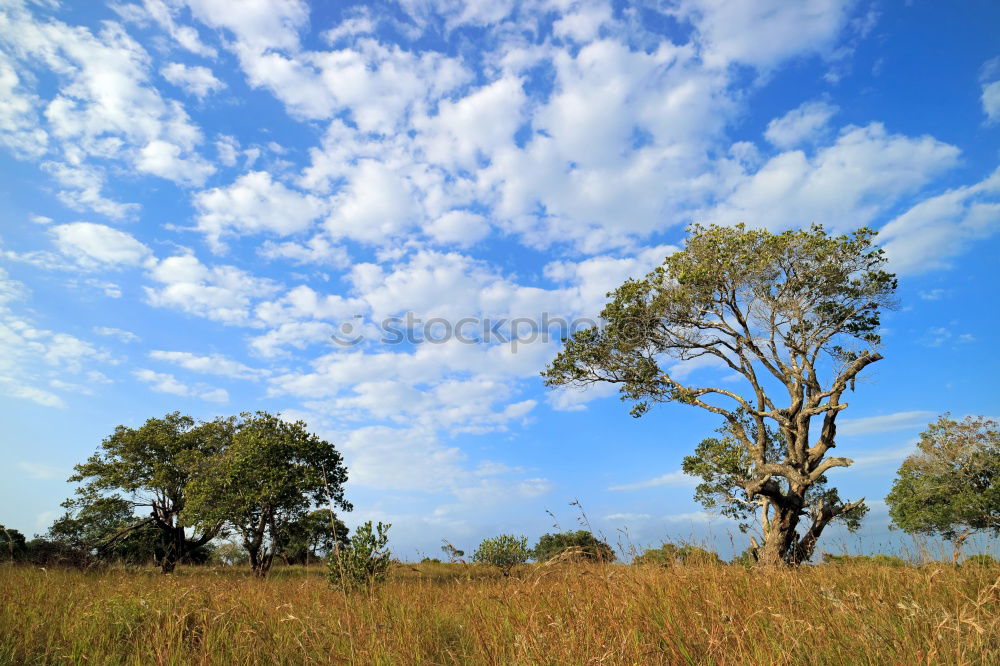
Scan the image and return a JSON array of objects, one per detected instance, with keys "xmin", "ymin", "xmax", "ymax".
[
  {"xmin": 886, "ymin": 414, "xmax": 1000, "ymax": 564},
  {"xmin": 473, "ymin": 534, "xmax": 530, "ymax": 576},
  {"xmin": 184, "ymin": 412, "xmax": 351, "ymax": 577},
  {"xmin": 327, "ymin": 521, "xmax": 392, "ymax": 590},
  {"xmin": 210, "ymin": 540, "xmax": 249, "ymax": 567},
  {"xmin": 962, "ymin": 554, "xmax": 999, "ymax": 568},
  {"xmin": 441, "ymin": 541, "xmax": 465, "ymax": 563},
  {"xmin": 683, "ymin": 415, "xmax": 867, "ymax": 563},
  {"xmin": 0, "ymin": 524, "xmax": 26, "ymax": 561},
  {"xmin": 634, "ymin": 543, "xmax": 722, "ymax": 567},
  {"xmin": 420, "ymin": 557, "xmax": 442, "ymax": 564},
  {"xmin": 67, "ymin": 412, "xmax": 232, "ymax": 573},
  {"xmin": 533, "ymin": 530, "xmax": 615, "ymax": 563},
  {"xmin": 280, "ymin": 509, "xmax": 349, "ymax": 565},
  {"xmin": 544, "ymin": 224, "xmax": 896, "ymax": 566},
  {"xmin": 820, "ymin": 553, "xmax": 908, "ymax": 567}
]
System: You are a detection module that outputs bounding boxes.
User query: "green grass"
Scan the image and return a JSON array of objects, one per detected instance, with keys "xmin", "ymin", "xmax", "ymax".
[{"xmin": 1, "ymin": 561, "xmax": 998, "ymax": 664}]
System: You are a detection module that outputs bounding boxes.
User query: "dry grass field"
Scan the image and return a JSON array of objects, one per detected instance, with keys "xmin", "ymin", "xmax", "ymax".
[{"xmin": 1, "ymin": 561, "xmax": 998, "ymax": 665}]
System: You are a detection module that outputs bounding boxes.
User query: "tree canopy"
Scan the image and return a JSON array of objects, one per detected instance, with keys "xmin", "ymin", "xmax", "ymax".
[
  {"xmin": 886, "ymin": 414, "xmax": 1000, "ymax": 562},
  {"xmin": 67, "ymin": 412, "xmax": 233, "ymax": 572},
  {"xmin": 183, "ymin": 411, "xmax": 352, "ymax": 577},
  {"xmin": 533, "ymin": 530, "xmax": 615, "ymax": 562},
  {"xmin": 544, "ymin": 224, "xmax": 896, "ymax": 566}
]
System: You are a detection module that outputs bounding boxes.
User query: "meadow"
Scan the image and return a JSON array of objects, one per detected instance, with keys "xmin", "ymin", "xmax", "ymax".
[{"xmin": 1, "ymin": 561, "xmax": 998, "ymax": 665}]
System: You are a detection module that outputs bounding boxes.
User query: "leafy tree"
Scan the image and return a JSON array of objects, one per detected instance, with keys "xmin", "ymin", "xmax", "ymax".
[
  {"xmin": 543, "ymin": 224, "xmax": 896, "ymax": 566},
  {"xmin": 280, "ymin": 509, "xmax": 349, "ymax": 565},
  {"xmin": 820, "ymin": 553, "xmax": 908, "ymax": 567},
  {"xmin": 886, "ymin": 414, "xmax": 1000, "ymax": 563},
  {"xmin": 210, "ymin": 540, "xmax": 249, "ymax": 567},
  {"xmin": 327, "ymin": 521, "xmax": 392, "ymax": 590},
  {"xmin": 473, "ymin": 534, "xmax": 530, "ymax": 576},
  {"xmin": 1, "ymin": 524, "xmax": 26, "ymax": 561},
  {"xmin": 962, "ymin": 554, "xmax": 999, "ymax": 568},
  {"xmin": 683, "ymin": 416, "xmax": 867, "ymax": 562},
  {"xmin": 533, "ymin": 530, "xmax": 615, "ymax": 562},
  {"xmin": 67, "ymin": 412, "xmax": 232, "ymax": 573},
  {"xmin": 634, "ymin": 543, "xmax": 722, "ymax": 567},
  {"xmin": 440, "ymin": 541, "xmax": 465, "ymax": 563},
  {"xmin": 184, "ymin": 411, "xmax": 351, "ymax": 577}
]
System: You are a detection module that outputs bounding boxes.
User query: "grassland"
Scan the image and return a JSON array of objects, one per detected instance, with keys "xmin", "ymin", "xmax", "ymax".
[{"xmin": 1, "ymin": 561, "xmax": 998, "ymax": 665}]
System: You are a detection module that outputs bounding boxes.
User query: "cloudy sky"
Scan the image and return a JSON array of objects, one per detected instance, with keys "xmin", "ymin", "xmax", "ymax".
[{"xmin": 1, "ymin": 0, "xmax": 998, "ymax": 559}]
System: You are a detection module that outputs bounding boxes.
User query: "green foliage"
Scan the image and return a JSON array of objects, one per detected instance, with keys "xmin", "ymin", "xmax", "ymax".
[
  {"xmin": 327, "ymin": 521, "xmax": 392, "ymax": 590},
  {"xmin": 0, "ymin": 525, "xmax": 26, "ymax": 561},
  {"xmin": 420, "ymin": 557, "xmax": 442, "ymax": 564},
  {"xmin": 183, "ymin": 411, "xmax": 352, "ymax": 577},
  {"xmin": 473, "ymin": 535, "xmax": 530, "ymax": 576},
  {"xmin": 209, "ymin": 541, "xmax": 249, "ymax": 567},
  {"xmin": 543, "ymin": 224, "xmax": 894, "ymax": 566},
  {"xmin": 886, "ymin": 414, "xmax": 1000, "ymax": 555},
  {"xmin": 634, "ymin": 543, "xmax": 723, "ymax": 567},
  {"xmin": 532, "ymin": 530, "xmax": 615, "ymax": 563},
  {"xmin": 280, "ymin": 509, "xmax": 349, "ymax": 565},
  {"xmin": 67, "ymin": 412, "xmax": 232, "ymax": 572},
  {"xmin": 682, "ymin": 417, "xmax": 868, "ymax": 534},
  {"xmin": 961, "ymin": 554, "xmax": 999, "ymax": 568},
  {"xmin": 821, "ymin": 554, "xmax": 909, "ymax": 567},
  {"xmin": 440, "ymin": 542, "xmax": 465, "ymax": 563}
]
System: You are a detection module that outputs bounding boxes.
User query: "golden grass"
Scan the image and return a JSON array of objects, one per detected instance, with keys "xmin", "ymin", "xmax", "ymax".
[{"xmin": 1, "ymin": 561, "xmax": 998, "ymax": 665}]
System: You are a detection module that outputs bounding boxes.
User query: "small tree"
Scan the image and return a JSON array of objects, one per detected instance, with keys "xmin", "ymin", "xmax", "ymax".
[
  {"xmin": 184, "ymin": 412, "xmax": 352, "ymax": 577},
  {"xmin": 327, "ymin": 521, "xmax": 391, "ymax": 590},
  {"xmin": 0, "ymin": 525, "xmax": 26, "ymax": 561},
  {"xmin": 280, "ymin": 509, "xmax": 349, "ymax": 565},
  {"xmin": 473, "ymin": 534, "xmax": 530, "ymax": 576},
  {"xmin": 533, "ymin": 530, "xmax": 615, "ymax": 562},
  {"xmin": 441, "ymin": 541, "xmax": 465, "ymax": 563},
  {"xmin": 634, "ymin": 543, "xmax": 722, "ymax": 567},
  {"xmin": 886, "ymin": 414, "xmax": 1000, "ymax": 564}
]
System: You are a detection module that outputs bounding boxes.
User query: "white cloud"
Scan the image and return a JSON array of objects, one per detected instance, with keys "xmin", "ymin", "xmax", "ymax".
[
  {"xmin": 0, "ymin": 53, "xmax": 48, "ymax": 158},
  {"xmin": 185, "ymin": 0, "xmax": 310, "ymax": 52},
  {"xmin": 697, "ymin": 123, "xmax": 960, "ymax": 233},
  {"xmin": 16, "ymin": 461, "xmax": 69, "ymax": 480},
  {"xmin": 675, "ymin": 0, "xmax": 856, "ymax": 69},
  {"xmin": 258, "ymin": 235, "xmax": 350, "ymax": 267},
  {"xmin": 136, "ymin": 139, "xmax": 215, "ymax": 185},
  {"xmin": 50, "ymin": 222, "xmax": 152, "ymax": 269},
  {"xmin": 424, "ymin": 210, "xmax": 490, "ymax": 247},
  {"xmin": 149, "ymin": 350, "xmax": 267, "ymax": 379},
  {"xmin": 325, "ymin": 160, "xmax": 419, "ymax": 244},
  {"xmin": 160, "ymin": 62, "xmax": 225, "ymax": 99},
  {"xmin": 837, "ymin": 411, "xmax": 936, "ymax": 437},
  {"xmin": 194, "ymin": 171, "xmax": 325, "ymax": 250},
  {"xmin": 145, "ymin": 253, "xmax": 280, "ymax": 325},
  {"xmin": 115, "ymin": 0, "xmax": 218, "ymax": 57},
  {"xmin": 609, "ymin": 470, "xmax": 699, "ymax": 491},
  {"xmin": 764, "ymin": 100, "xmax": 837, "ymax": 148},
  {"xmin": 982, "ymin": 81, "xmax": 1000, "ymax": 124},
  {"xmin": 880, "ymin": 168, "xmax": 1000, "ymax": 274},
  {"xmin": 133, "ymin": 368, "xmax": 229, "ymax": 402},
  {"xmin": 93, "ymin": 326, "xmax": 140, "ymax": 343}
]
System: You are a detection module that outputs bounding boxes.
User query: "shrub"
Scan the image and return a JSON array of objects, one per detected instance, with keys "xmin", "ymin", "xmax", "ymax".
[
  {"xmin": 962, "ymin": 554, "xmax": 999, "ymax": 567},
  {"xmin": 634, "ymin": 543, "xmax": 722, "ymax": 567},
  {"xmin": 533, "ymin": 530, "xmax": 615, "ymax": 563},
  {"xmin": 420, "ymin": 557, "xmax": 442, "ymax": 564},
  {"xmin": 327, "ymin": 521, "xmax": 391, "ymax": 590},
  {"xmin": 473, "ymin": 534, "xmax": 530, "ymax": 576},
  {"xmin": 820, "ymin": 553, "xmax": 909, "ymax": 567}
]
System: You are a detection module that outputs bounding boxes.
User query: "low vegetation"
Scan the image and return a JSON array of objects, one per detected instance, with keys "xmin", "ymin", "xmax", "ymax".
[{"xmin": 2, "ymin": 560, "xmax": 998, "ymax": 665}]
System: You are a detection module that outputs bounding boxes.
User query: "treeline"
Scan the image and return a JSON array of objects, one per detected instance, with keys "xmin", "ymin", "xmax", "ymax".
[{"xmin": 0, "ymin": 411, "xmax": 351, "ymax": 577}]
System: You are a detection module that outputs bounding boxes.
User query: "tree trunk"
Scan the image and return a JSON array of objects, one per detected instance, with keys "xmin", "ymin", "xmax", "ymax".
[
  {"xmin": 951, "ymin": 530, "xmax": 972, "ymax": 565},
  {"xmin": 755, "ymin": 501, "xmax": 803, "ymax": 567}
]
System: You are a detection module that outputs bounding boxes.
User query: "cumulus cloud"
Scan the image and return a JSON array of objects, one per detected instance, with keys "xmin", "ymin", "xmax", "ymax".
[
  {"xmin": 160, "ymin": 62, "xmax": 226, "ymax": 99},
  {"xmin": 148, "ymin": 350, "xmax": 267, "ymax": 379},
  {"xmin": 194, "ymin": 171, "xmax": 325, "ymax": 250},
  {"xmin": 133, "ymin": 368, "xmax": 229, "ymax": 402},
  {"xmin": 764, "ymin": 100, "xmax": 838, "ymax": 148},
  {"xmin": 50, "ymin": 223, "xmax": 152, "ymax": 269}
]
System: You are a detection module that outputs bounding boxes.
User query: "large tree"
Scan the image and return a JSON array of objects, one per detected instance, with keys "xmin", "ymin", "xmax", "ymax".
[
  {"xmin": 68, "ymin": 412, "xmax": 232, "ymax": 573},
  {"xmin": 886, "ymin": 414, "xmax": 1000, "ymax": 563},
  {"xmin": 183, "ymin": 412, "xmax": 351, "ymax": 577},
  {"xmin": 543, "ymin": 224, "xmax": 896, "ymax": 566}
]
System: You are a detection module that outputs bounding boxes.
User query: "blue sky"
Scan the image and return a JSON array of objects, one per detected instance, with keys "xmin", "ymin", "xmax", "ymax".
[{"xmin": 1, "ymin": 0, "xmax": 998, "ymax": 560}]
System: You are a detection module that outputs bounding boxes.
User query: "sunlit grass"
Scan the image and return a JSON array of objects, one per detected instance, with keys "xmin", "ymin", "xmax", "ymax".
[{"xmin": 1, "ymin": 561, "xmax": 997, "ymax": 664}]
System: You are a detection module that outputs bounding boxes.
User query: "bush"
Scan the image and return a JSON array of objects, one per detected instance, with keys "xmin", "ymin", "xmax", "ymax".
[
  {"xmin": 419, "ymin": 557, "xmax": 442, "ymax": 564},
  {"xmin": 634, "ymin": 543, "xmax": 722, "ymax": 567},
  {"xmin": 962, "ymin": 554, "xmax": 999, "ymax": 567},
  {"xmin": 327, "ymin": 521, "xmax": 391, "ymax": 590},
  {"xmin": 473, "ymin": 534, "xmax": 530, "ymax": 576},
  {"xmin": 820, "ymin": 553, "xmax": 909, "ymax": 567},
  {"xmin": 533, "ymin": 531, "xmax": 615, "ymax": 563}
]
